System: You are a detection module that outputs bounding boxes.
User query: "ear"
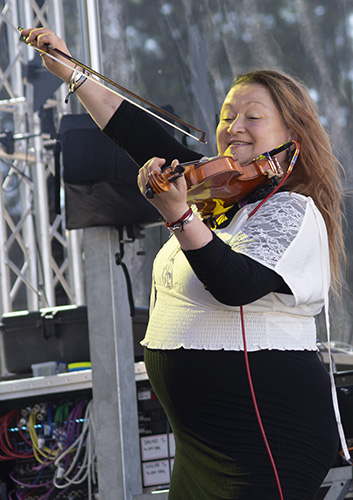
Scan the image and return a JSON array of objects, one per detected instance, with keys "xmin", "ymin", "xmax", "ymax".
[{"xmin": 288, "ymin": 131, "xmax": 298, "ymax": 142}]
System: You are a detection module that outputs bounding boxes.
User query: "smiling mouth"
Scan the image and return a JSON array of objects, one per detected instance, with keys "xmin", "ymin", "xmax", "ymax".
[{"xmin": 229, "ymin": 141, "xmax": 251, "ymax": 147}]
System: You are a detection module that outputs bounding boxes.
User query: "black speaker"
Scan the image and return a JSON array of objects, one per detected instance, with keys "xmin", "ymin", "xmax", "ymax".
[{"xmin": 55, "ymin": 113, "xmax": 160, "ymax": 229}]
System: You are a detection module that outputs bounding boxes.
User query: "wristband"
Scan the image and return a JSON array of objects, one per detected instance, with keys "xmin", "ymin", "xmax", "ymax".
[
  {"xmin": 164, "ymin": 208, "xmax": 194, "ymax": 232},
  {"xmin": 65, "ymin": 66, "xmax": 89, "ymax": 103}
]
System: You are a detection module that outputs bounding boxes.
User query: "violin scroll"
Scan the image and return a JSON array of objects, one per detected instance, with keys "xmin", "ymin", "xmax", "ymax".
[{"xmin": 145, "ymin": 163, "xmax": 186, "ymax": 199}]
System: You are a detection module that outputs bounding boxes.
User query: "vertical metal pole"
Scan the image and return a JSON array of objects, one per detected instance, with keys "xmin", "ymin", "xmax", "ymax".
[
  {"xmin": 18, "ymin": 179, "xmax": 39, "ymax": 311},
  {"xmin": 79, "ymin": 0, "xmax": 103, "ymax": 69},
  {"xmin": 51, "ymin": 0, "xmax": 86, "ymax": 306},
  {"xmin": 67, "ymin": 232, "xmax": 85, "ymax": 305},
  {"xmin": 0, "ymin": 166, "xmax": 10, "ymax": 316},
  {"xmin": 8, "ymin": 0, "xmax": 39, "ymax": 310},
  {"xmin": 80, "ymin": 1, "xmax": 143, "ymax": 496},
  {"xmin": 83, "ymin": 226, "xmax": 142, "ymax": 499},
  {"xmin": 20, "ymin": 1, "xmax": 55, "ymax": 307},
  {"xmin": 32, "ymin": 124, "xmax": 55, "ymax": 307}
]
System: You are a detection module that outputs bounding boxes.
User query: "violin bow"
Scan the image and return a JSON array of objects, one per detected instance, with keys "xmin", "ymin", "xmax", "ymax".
[{"xmin": 17, "ymin": 27, "xmax": 207, "ymax": 144}]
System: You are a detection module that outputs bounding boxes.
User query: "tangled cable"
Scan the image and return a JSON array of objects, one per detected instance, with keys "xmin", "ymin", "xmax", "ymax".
[{"xmin": 0, "ymin": 399, "xmax": 97, "ymax": 499}]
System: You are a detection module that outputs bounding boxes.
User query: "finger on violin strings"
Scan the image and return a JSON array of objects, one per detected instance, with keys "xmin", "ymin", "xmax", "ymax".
[
  {"xmin": 138, "ymin": 170, "xmax": 155, "ymax": 193},
  {"xmin": 138, "ymin": 158, "xmax": 163, "ymax": 198},
  {"xmin": 170, "ymin": 158, "xmax": 185, "ymax": 175},
  {"xmin": 137, "ymin": 163, "xmax": 152, "ymax": 190},
  {"xmin": 137, "ymin": 173, "xmax": 153, "ymax": 198},
  {"xmin": 167, "ymin": 158, "xmax": 186, "ymax": 186},
  {"xmin": 143, "ymin": 157, "xmax": 166, "ymax": 178},
  {"xmin": 149, "ymin": 157, "xmax": 166, "ymax": 170}
]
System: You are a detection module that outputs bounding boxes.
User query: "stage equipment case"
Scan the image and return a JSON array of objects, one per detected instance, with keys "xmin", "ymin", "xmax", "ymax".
[
  {"xmin": 0, "ymin": 305, "xmax": 90, "ymax": 375},
  {"xmin": 0, "ymin": 305, "xmax": 149, "ymax": 376}
]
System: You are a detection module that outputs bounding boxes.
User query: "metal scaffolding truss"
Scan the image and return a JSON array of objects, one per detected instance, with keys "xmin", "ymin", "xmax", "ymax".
[
  {"xmin": 0, "ymin": 5, "xmax": 164, "ymax": 498},
  {"xmin": 0, "ymin": 0, "xmax": 85, "ymax": 315}
]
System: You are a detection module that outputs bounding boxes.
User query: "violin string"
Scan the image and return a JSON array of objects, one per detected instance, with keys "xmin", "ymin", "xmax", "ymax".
[{"xmin": 17, "ymin": 29, "xmax": 206, "ymax": 144}]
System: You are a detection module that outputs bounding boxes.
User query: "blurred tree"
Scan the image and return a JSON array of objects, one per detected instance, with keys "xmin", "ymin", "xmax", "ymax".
[{"xmin": 65, "ymin": 0, "xmax": 353, "ymax": 343}]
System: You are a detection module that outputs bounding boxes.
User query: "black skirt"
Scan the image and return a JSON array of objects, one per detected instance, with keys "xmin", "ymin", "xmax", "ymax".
[{"xmin": 144, "ymin": 348, "xmax": 339, "ymax": 500}]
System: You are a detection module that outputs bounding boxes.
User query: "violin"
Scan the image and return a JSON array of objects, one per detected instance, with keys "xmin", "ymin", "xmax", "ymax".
[{"xmin": 146, "ymin": 141, "xmax": 300, "ymax": 218}]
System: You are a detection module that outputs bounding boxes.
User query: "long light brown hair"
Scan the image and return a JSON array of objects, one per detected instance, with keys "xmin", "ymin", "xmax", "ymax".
[{"xmin": 233, "ymin": 69, "xmax": 345, "ymax": 293}]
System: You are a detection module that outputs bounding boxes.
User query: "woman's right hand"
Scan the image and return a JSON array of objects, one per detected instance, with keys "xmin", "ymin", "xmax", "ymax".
[{"xmin": 20, "ymin": 27, "xmax": 75, "ymax": 83}]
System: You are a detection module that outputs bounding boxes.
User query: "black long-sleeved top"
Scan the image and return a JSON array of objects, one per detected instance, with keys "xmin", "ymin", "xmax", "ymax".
[{"xmin": 103, "ymin": 101, "xmax": 290, "ymax": 305}]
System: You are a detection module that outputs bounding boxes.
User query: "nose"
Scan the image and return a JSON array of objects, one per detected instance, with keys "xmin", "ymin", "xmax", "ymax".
[{"xmin": 227, "ymin": 115, "xmax": 244, "ymax": 134}]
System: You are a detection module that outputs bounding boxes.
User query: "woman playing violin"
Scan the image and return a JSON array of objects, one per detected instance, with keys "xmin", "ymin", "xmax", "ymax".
[{"xmin": 21, "ymin": 27, "xmax": 346, "ymax": 500}]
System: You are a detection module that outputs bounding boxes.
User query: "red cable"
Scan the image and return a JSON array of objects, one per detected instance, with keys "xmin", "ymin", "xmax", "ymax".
[
  {"xmin": 0, "ymin": 411, "xmax": 33, "ymax": 460},
  {"xmin": 240, "ymin": 306, "xmax": 284, "ymax": 500},
  {"xmin": 20, "ymin": 487, "xmax": 39, "ymax": 500},
  {"xmin": 238, "ymin": 142, "xmax": 300, "ymax": 499}
]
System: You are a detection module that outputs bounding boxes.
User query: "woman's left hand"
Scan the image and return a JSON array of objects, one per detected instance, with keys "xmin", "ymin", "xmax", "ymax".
[{"xmin": 138, "ymin": 157, "xmax": 190, "ymax": 224}]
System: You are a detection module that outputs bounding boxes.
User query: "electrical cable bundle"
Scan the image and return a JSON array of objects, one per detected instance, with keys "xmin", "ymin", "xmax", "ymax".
[
  {"xmin": 0, "ymin": 410, "xmax": 34, "ymax": 461},
  {"xmin": 53, "ymin": 401, "xmax": 97, "ymax": 499},
  {"xmin": 0, "ymin": 399, "xmax": 97, "ymax": 500}
]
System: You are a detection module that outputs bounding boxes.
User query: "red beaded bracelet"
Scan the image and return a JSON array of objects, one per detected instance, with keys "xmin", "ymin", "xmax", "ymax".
[{"xmin": 164, "ymin": 207, "xmax": 194, "ymax": 232}]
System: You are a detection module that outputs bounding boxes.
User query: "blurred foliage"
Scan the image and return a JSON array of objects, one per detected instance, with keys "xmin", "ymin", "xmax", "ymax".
[{"xmin": 94, "ymin": 0, "xmax": 353, "ymax": 170}]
